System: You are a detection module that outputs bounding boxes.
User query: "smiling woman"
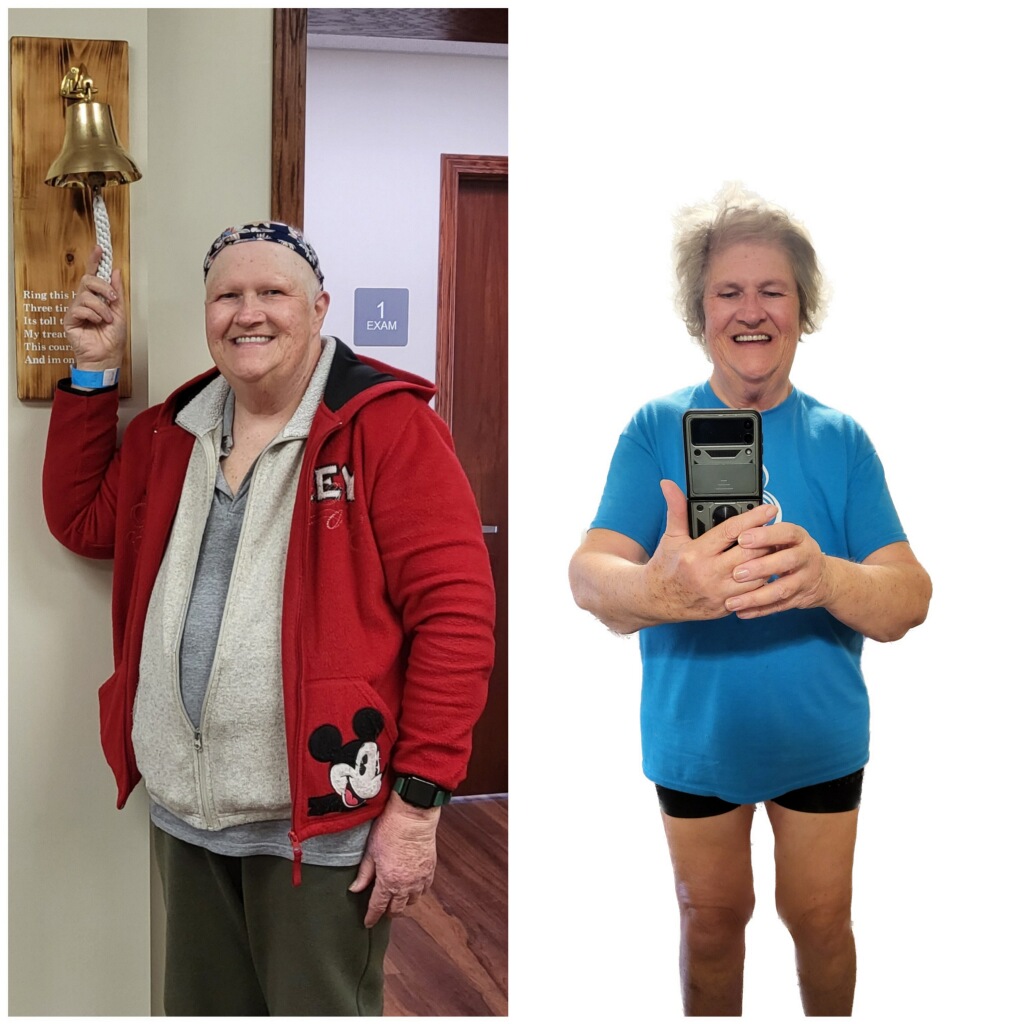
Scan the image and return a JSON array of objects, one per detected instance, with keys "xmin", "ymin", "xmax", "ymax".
[
  {"xmin": 201, "ymin": 238, "xmax": 332, "ymax": 493},
  {"xmin": 702, "ymin": 242, "xmax": 801, "ymax": 411},
  {"xmin": 568, "ymin": 184, "xmax": 931, "ymax": 1015},
  {"xmin": 204, "ymin": 239, "xmax": 329, "ymax": 414},
  {"xmin": 205, "ymin": 224, "xmax": 333, "ymax": 415},
  {"xmin": 674, "ymin": 188, "xmax": 827, "ymax": 345},
  {"xmin": 43, "ymin": 215, "xmax": 496, "ymax": 1015}
]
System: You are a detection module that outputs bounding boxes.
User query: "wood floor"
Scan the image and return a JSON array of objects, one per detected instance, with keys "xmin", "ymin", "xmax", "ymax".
[{"xmin": 383, "ymin": 795, "xmax": 508, "ymax": 1016}]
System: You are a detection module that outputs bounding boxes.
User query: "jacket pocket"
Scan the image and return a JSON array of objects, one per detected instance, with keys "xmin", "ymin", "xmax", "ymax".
[{"xmin": 296, "ymin": 677, "xmax": 398, "ymax": 825}]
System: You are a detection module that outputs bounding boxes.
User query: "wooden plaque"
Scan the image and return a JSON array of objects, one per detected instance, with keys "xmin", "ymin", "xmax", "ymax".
[{"xmin": 10, "ymin": 36, "xmax": 134, "ymax": 400}]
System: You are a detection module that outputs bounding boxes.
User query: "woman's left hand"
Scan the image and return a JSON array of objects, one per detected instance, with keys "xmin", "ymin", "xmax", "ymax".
[{"xmin": 722, "ymin": 521, "xmax": 836, "ymax": 618}]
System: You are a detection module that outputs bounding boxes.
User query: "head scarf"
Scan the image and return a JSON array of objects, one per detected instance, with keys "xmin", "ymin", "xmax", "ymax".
[{"xmin": 203, "ymin": 221, "xmax": 324, "ymax": 287}]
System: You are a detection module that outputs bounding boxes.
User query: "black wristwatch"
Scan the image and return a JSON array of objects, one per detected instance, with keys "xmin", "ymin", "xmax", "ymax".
[{"xmin": 393, "ymin": 774, "xmax": 452, "ymax": 808}]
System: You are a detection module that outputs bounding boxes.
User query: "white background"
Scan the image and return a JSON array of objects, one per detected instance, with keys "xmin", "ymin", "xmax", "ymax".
[{"xmin": 510, "ymin": 2, "xmax": 1021, "ymax": 1018}]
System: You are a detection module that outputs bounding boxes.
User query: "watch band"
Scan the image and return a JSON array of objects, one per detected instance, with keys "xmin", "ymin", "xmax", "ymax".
[{"xmin": 393, "ymin": 774, "xmax": 452, "ymax": 808}]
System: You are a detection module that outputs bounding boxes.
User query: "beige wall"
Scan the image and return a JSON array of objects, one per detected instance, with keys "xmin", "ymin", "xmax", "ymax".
[{"xmin": 7, "ymin": 8, "xmax": 272, "ymax": 1014}]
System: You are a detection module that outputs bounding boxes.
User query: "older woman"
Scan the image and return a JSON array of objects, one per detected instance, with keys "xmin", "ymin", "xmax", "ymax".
[{"xmin": 569, "ymin": 187, "xmax": 931, "ymax": 1016}]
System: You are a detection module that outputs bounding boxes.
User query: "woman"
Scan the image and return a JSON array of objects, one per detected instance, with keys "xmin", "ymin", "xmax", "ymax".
[{"xmin": 568, "ymin": 187, "xmax": 931, "ymax": 1016}]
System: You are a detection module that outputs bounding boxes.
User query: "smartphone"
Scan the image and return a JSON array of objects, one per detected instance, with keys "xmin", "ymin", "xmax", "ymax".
[{"xmin": 682, "ymin": 409, "xmax": 763, "ymax": 538}]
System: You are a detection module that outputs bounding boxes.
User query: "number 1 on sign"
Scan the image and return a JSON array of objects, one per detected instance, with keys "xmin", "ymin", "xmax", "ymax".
[{"xmin": 376, "ymin": 301, "xmax": 385, "ymax": 319}]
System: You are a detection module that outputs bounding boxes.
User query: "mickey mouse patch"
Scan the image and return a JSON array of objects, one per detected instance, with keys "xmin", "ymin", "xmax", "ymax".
[{"xmin": 306, "ymin": 708, "xmax": 386, "ymax": 816}]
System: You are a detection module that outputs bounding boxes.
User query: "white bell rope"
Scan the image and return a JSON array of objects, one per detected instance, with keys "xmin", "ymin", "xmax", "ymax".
[{"xmin": 92, "ymin": 187, "xmax": 113, "ymax": 283}]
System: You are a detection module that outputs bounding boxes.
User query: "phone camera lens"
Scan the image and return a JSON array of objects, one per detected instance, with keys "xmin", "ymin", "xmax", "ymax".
[{"xmin": 712, "ymin": 505, "xmax": 739, "ymax": 525}]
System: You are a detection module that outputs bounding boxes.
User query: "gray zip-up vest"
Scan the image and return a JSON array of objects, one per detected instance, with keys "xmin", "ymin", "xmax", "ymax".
[{"xmin": 133, "ymin": 342, "xmax": 334, "ymax": 830}]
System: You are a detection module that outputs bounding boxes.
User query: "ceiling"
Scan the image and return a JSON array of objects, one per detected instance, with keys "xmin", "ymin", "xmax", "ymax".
[{"xmin": 307, "ymin": 8, "xmax": 507, "ymax": 43}]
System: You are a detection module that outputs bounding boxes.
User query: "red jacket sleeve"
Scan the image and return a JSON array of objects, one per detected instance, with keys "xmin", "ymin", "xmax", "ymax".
[
  {"xmin": 42, "ymin": 383, "xmax": 123, "ymax": 559},
  {"xmin": 363, "ymin": 396, "xmax": 496, "ymax": 791}
]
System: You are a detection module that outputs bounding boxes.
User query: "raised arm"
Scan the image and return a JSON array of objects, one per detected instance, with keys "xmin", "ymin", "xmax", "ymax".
[
  {"xmin": 569, "ymin": 479, "xmax": 779, "ymax": 635},
  {"xmin": 42, "ymin": 247, "xmax": 128, "ymax": 555}
]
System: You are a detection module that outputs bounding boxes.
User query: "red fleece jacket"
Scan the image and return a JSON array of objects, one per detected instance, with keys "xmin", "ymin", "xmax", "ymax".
[{"xmin": 42, "ymin": 341, "xmax": 495, "ymax": 853}]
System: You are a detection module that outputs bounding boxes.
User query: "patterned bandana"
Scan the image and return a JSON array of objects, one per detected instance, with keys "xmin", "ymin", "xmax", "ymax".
[{"xmin": 203, "ymin": 221, "xmax": 324, "ymax": 287}]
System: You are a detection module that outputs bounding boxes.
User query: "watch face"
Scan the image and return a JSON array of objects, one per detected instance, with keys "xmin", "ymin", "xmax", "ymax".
[
  {"xmin": 398, "ymin": 776, "xmax": 450, "ymax": 807},
  {"xmin": 402, "ymin": 776, "xmax": 438, "ymax": 807}
]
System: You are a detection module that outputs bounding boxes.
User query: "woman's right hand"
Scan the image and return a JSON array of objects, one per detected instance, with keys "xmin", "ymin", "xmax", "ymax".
[
  {"xmin": 640, "ymin": 479, "xmax": 779, "ymax": 622},
  {"xmin": 63, "ymin": 245, "xmax": 126, "ymax": 371},
  {"xmin": 569, "ymin": 480, "xmax": 778, "ymax": 633}
]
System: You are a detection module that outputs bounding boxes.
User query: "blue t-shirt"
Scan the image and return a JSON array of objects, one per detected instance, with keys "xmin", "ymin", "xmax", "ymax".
[{"xmin": 591, "ymin": 381, "xmax": 907, "ymax": 803}]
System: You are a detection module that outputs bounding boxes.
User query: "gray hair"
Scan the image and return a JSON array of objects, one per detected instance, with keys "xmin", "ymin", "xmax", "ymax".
[{"xmin": 673, "ymin": 184, "xmax": 828, "ymax": 354}]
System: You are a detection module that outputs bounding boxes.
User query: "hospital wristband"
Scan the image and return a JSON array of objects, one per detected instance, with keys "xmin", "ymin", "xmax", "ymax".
[{"xmin": 71, "ymin": 366, "xmax": 119, "ymax": 388}]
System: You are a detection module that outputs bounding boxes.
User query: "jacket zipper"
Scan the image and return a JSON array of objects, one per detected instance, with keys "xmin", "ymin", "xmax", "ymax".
[
  {"xmin": 192, "ymin": 728, "xmax": 216, "ymax": 826},
  {"xmin": 176, "ymin": 432, "xmax": 220, "ymax": 828},
  {"xmin": 289, "ymin": 829, "xmax": 304, "ymax": 886}
]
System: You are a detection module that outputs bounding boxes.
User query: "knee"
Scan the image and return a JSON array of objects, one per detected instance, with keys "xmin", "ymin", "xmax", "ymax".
[
  {"xmin": 677, "ymin": 889, "xmax": 755, "ymax": 958},
  {"xmin": 777, "ymin": 899, "xmax": 852, "ymax": 954}
]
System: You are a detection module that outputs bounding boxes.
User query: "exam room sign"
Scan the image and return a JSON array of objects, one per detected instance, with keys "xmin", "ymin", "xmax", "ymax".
[{"xmin": 353, "ymin": 288, "xmax": 409, "ymax": 347}]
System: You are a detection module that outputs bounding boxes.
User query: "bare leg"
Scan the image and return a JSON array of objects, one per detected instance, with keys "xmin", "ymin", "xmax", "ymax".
[
  {"xmin": 765, "ymin": 802, "xmax": 859, "ymax": 1016},
  {"xmin": 660, "ymin": 804, "xmax": 756, "ymax": 1016}
]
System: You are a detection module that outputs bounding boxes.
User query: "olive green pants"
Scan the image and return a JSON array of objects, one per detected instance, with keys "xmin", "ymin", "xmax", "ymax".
[{"xmin": 152, "ymin": 825, "xmax": 390, "ymax": 1016}]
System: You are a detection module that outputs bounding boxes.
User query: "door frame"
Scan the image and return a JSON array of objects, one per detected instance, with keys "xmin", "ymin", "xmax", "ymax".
[
  {"xmin": 272, "ymin": 8, "xmax": 307, "ymax": 227},
  {"xmin": 435, "ymin": 154, "xmax": 508, "ymax": 428}
]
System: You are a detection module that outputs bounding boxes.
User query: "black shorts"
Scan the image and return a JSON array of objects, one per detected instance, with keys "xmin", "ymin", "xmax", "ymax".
[{"xmin": 655, "ymin": 768, "xmax": 864, "ymax": 818}]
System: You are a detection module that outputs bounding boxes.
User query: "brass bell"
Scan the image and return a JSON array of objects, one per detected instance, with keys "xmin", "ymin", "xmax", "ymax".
[{"xmin": 44, "ymin": 66, "xmax": 141, "ymax": 188}]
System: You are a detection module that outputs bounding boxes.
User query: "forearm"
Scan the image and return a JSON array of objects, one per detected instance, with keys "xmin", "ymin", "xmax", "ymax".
[
  {"xmin": 385, "ymin": 518, "xmax": 493, "ymax": 785},
  {"xmin": 822, "ymin": 555, "xmax": 932, "ymax": 642},
  {"xmin": 393, "ymin": 604, "xmax": 492, "ymax": 789},
  {"xmin": 569, "ymin": 549, "xmax": 666, "ymax": 635}
]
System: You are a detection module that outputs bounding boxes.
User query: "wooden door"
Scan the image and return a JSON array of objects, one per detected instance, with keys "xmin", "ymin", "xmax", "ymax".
[{"xmin": 436, "ymin": 154, "xmax": 508, "ymax": 796}]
